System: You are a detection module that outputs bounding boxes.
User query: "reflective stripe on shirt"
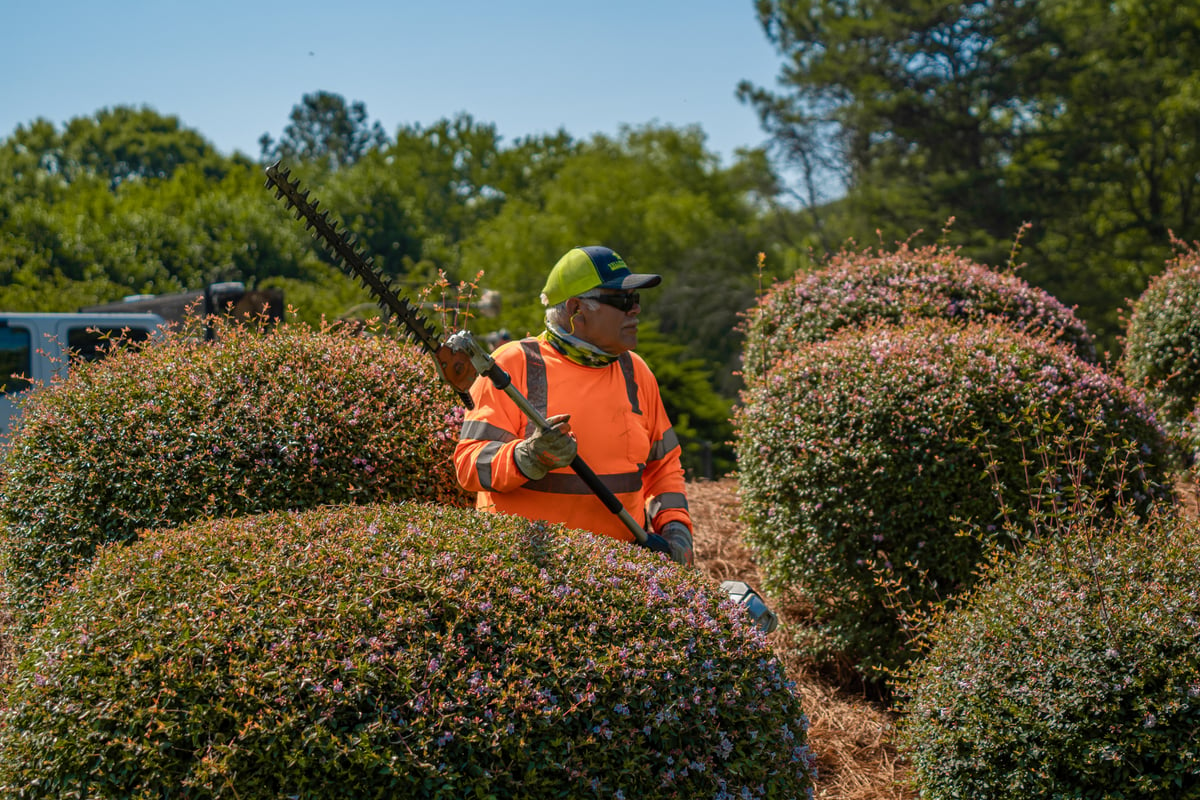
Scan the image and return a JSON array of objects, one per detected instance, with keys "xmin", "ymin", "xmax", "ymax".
[
  {"xmin": 474, "ymin": 440, "xmax": 506, "ymax": 492},
  {"xmin": 525, "ymin": 468, "xmax": 645, "ymax": 495},
  {"xmin": 521, "ymin": 340, "xmax": 547, "ymax": 437},
  {"xmin": 460, "ymin": 419, "xmax": 517, "ymax": 443},
  {"xmin": 647, "ymin": 491, "xmax": 689, "ymax": 519},
  {"xmin": 618, "ymin": 353, "xmax": 641, "ymax": 414},
  {"xmin": 648, "ymin": 427, "xmax": 680, "ymax": 463}
]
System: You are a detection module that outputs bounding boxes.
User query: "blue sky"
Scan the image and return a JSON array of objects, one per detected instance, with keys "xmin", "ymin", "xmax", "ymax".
[{"xmin": 2, "ymin": 0, "xmax": 787, "ymax": 167}]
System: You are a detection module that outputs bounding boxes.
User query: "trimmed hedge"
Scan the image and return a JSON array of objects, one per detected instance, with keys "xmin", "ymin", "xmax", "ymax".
[
  {"xmin": 898, "ymin": 508, "xmax": 1200, "ymax": 798},
  {"xmin": 0, "ymin": 503, "xmax": 817, "ymax": 799},
  {"xmin": 734, "ymin": 317, "xmax": 1172, "ymax": 681},
  {"xmin": 0, "ymin": 317, "xmax": 470, "ymax": 627},
  {"xmin": 741, "ymin": 242, "xmax": 1096, "ymax": 383},
  {"xmin": 1122, "ymin": 244, "xmax": 1200, "ymax": 453}
]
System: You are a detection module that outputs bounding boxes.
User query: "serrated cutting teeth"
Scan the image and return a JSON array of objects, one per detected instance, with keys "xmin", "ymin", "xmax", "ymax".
[{"xmin": 262, "ymin": 160, "xmax": 450, "ymax": 362}]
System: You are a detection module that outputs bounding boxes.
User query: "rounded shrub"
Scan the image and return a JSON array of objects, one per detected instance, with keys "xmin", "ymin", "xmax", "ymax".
[
  {"xmin": 0, "ymin": 502, "xmax": 817, "ymax": 799},
  {"xmin": 1122, "ymin": 244, "xmax": 1200, "ymax": 450},
  {"xmin": 733, "ymin": 317, "xmax": 1172, "ymax": 681},
  {"xmin": 741, "ymin": 242, "xmax": 1096, "ymax": 383},
  {"xmin": 0, "ymin": 317, "xmax": 470, "ymax": 626},
  {"xmin": 897, "ymin": 508, "xmax": 1200, "ymax": 798}
]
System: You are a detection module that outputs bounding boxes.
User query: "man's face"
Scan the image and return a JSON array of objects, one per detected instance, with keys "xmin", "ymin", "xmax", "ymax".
[{"xmin": 570, "ymin": 291, "xmax": 642, "ymax": 354}]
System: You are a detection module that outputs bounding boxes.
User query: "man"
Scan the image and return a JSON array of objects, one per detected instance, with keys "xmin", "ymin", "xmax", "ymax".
[{"xmin": 454, "ymin": 245, "xmax": 694, "ymax": 566}]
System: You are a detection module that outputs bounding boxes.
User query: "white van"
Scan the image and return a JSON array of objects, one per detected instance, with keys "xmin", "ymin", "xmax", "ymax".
[{"xmin": 0, "ymin": 312, "xmax": 166, "ymax": 441}]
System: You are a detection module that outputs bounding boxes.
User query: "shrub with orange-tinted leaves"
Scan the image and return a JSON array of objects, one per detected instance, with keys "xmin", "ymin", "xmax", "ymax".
[
  {"xmin": 1122, "ymin": 243, "xmax": 1200, "ymax": 458},
  {"xmin": 0, "ymin": 317, "xmax": 469, "ymax": 629},
  {"xmin": 0, "ymin": 503, "xmax": 818, "ymax": 799},
  {"xmin": 741, "ymin": 242, "xmax": 1095, "ymax": 385},
  {"xmin": 899, "ymin": 507, "xmax": 1200, "ymax": 798},
  {"xmin": 735, "ymin": 318, "xmax": 1170, "ymax": 682}
]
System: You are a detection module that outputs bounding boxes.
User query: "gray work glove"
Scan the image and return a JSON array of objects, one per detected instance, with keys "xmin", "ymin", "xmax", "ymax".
[
  {"xmin": 513, "ymin": 414, "xmax": 577, "ymax": 481},
  {"xmin": 659, "ymin": 521, "xmax": 694, "ymax": 567}
]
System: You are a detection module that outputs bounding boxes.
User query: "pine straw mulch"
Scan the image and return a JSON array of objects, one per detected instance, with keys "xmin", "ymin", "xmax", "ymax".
[{"xmin": 688, "ymin": 477, "xmax": 915, "ymax": 800}]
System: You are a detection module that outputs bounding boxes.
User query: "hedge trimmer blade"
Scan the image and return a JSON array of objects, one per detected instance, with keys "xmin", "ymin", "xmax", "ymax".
[{"xmin": 264, "ymin": 161, "xmax": 476, "ymax": 407}]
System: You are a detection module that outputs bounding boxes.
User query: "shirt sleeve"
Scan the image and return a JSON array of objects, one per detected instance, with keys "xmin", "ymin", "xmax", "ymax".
[
  {"xmin": 636, "ymin": 357, "xmax": 693, "ymax": 534},
  {"xmin": 453, "ymin": 345, "xmax": 532, "ymax": 494}
]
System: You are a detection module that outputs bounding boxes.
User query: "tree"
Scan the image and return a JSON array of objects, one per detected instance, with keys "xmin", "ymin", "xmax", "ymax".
[
  {"xmin": 742, "ymin": 0, "xmax": 1200, "ymax": 350},
  {"xmin": 380, "ymin": 114, "xmax": 512, "ymax": 260},
  {"xmin": 259, "ymin": 91, "xmax": 389, "ymax": 169},
  {"xmin": 0, "ymin": 131, "xmax": 314, "ymax": 311},
  {"xmin": 636, "ymin": 324, "xmax": 736, "ymax": 479},
  {"xmin": 0, "ymin": 106, "xmax": 256, "ymax": 308},
  {"xmin": 274, "ymin": 113, "xmax": 550, "ymax": 298},
  {"xmin": 1003, "ymin": 0, "xmax": 1200, "ymax": 346},
  {"xmin": 3, "ymin": 107, "xmax": 226, "ymax": 189},
  {"xmin": 740, "ymin": 0, "xmax": 1031, "ymax": 251},
  {"xmin": 0, "ymin": 119, "xmax": 68, "ymax": 206}
]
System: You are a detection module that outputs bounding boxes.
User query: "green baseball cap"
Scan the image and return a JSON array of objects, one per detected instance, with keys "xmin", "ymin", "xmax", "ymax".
[{"xmin": 540, "ymin": 246, "xmax": 662, "ymax": 306}]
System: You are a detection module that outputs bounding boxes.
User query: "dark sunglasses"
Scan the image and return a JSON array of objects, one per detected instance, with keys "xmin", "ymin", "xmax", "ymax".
[{"xmin": 589, "ymin": 291, "xmax": 640, "ymax": 312}]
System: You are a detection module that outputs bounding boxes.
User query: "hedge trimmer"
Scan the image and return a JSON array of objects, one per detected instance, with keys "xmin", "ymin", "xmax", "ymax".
[
  {"xmin": 263, "ymin": 162, "xmax": 777, "ymax": 633},
  {"xmin": 263, "ymin": 162, "xmax": 476, "ymax": 409}
]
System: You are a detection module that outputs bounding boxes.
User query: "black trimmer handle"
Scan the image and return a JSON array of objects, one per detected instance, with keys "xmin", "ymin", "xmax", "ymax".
[{"xmin": 570, "ymin": 456, "xmax": 623, "ymax": 515}]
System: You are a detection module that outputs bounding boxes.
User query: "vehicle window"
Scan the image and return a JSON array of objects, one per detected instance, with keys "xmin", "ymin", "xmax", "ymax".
[
  {"xmin": 0, "ymin": 326, "xmax": 33, "ymax": 395},
  {"xmin": 67, "ymin": 326, "xmax": 153, "ymax": 363}
]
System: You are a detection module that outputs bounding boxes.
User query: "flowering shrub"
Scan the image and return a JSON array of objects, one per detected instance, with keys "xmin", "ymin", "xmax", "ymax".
[
  {"xmin": 0, "ymin": 317, "xmax": 470, "ymax": 628},
  {"xmin": 897, "ymin": 508, "xmax": 1200, "ymax": 798},
  {"xmin": 734, "ymin": 318, "xmax": 1171, "ymax": 680},
  {"xmin": 0, "ymin": 503, "xmax": 817, "ymax": 799},
  {"xmin": 1121, "ymin": 244, "xmax": 1200, "ymax": 453},
  {"xmin": 741, "ymin": 242, "xmax": 1096, "ymax": 383}
]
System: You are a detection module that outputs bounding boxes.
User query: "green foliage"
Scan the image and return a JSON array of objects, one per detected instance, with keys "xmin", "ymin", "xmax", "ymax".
[
  {"xmin": 459, "ymin": 124, "xmax": 772, "ymax": 395},
  {"xmin": 0, "ymin": 267, "xmax": 125, "ymax": 315},
  {"xmin": 0, "ymin": 317, "xmax": 470, "ymax": 629},
  {"xmin": 733, "ymin": 317, "xmax": 1172, "ymax": 681},
  {"xmin": 741, "ymin": 240, "xmax": 1097, "ymax": 383},
  {"xmin": 740, "ymin": 0, "xmax": 1035, "ymax": 260},
  {"xmin": 897, "ymin": 507, "xmax": 1200, "ymax": 798},
  {"xmin": 259, "ymin": 91, "xmax": 389, "ymax": 170},
  {"xmin": 55, "ymin": 105, "xmax": 231, "ymax": 186},
  {"xmin": 304, "ymin": 113, "xmax": 527, "ymax": 283},
  {"xmin": 0, "ymin": 158, "xmax": 318, "ymax": 310},
  {"xmin": 635, "ymin": 323, "xmax": 735, "ymax": 479},
  {"xmin": 1121, "ymin": 242, "xmax": 1200, "ymax": 453},
  {"xmin": 1007, "ymin": 0, "xmax": 1200, "ymax": 351},
  {"xmin": 315, "ymin": 149, "xmax": 437, "ymax": 280},
  {"xmin": 258, "ymin": 263, "xmax": 377, "ymax": 328},
  {"xmin": 0, "ymin": 104, "xmax": 782, "ymax": 434},
  {"xmin": 743, "ymin": 0, "xmax": 1200, "ymax": 354},
  {"xmin": 0, "ymin": 502, "xmax": 817, "ymax": 799}
]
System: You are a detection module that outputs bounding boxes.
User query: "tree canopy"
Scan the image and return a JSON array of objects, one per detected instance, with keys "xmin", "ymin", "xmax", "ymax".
[
  {"xmin": 4, "ymin": 21, "xmax": 1196, "ymax": 462},
  {"xmin": 741, "ymin": 0, "xmax": 1200, "ymax": 352},
  {"xmin": 259, "ymin": 90, "xmax": 389, "ymax": 170}
]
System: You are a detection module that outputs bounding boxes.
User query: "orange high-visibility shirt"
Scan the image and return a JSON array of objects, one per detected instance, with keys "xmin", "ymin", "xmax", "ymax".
[{"xmin": 454, "ymin": 337, "xmax": 691, "ymax": 542}]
